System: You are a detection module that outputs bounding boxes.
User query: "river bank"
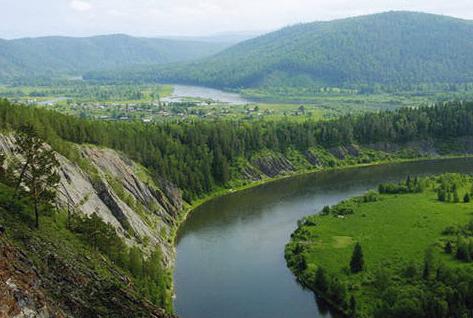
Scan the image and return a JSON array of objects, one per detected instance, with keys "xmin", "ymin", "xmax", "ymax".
[
  {"xmin": 285, "ymin": 173, "xmax": 473, "ymax": 317},
  {"xmin": 169, "ymin": 152, "xmax": 473, "ymax": 312}
]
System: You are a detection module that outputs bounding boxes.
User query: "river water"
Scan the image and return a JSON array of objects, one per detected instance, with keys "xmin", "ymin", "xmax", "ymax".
[
  {"xmin": 174, "ymin": 158, "xmax": 473, "ymax": 318},
  {"xmin": 162, "ymin": 84, "xmax": 251, "ymax": 105}
]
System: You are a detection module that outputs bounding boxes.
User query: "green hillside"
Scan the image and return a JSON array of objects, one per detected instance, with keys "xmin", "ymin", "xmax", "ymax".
[
  {"xmin": 0, "ymin": 34, "xmax": 229, "ymax": 82},
  {"xmin": 146, "ymin": 11, "xmax": 473, "ymax": 90}
]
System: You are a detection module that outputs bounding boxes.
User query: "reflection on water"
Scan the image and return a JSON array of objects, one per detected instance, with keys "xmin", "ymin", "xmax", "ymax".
[{"xmin": 175, "ymin": 158, "xmax": 473, "ymax": 318}]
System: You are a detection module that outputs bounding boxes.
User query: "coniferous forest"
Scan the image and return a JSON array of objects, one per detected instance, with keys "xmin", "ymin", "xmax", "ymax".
[{"xmin": 2, "ymin": 98, "xmax": 473, "ymax": 200}]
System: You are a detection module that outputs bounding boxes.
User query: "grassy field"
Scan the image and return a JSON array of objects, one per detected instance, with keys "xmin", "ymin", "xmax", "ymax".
[
  {"xmin": 286, "ymin": 174, "xmax": 473, "ymax": 317},
  {"xmin": 5, "ymin": 81, "xmax": 473, "ymax": 123}
]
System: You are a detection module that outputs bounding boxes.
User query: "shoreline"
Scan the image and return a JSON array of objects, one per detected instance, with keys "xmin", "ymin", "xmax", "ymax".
[{"xmin": 167, "ymin": 153, "xmax": 473, "ymax": 310}]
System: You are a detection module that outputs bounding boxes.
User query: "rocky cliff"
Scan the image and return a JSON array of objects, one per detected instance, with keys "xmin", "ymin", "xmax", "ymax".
[
  {"xmin": 0, "ymin": 134, "xmax": 182, "ymax": 317},
  {"xmin": 0, "ymin": 135, "xmax": 183, "ymax": 263},
  {"xmin": 0, "ymin": 227, "xmax": 173, "ymax": 318}
]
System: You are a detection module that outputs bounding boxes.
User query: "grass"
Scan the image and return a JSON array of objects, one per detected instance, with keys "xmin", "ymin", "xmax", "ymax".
[
  {"xmin": 286, "ymin": 174, "xmax": 473, "ymax": 316},
  {"xmin": 6, "ymin": 81, "xmax": 468, "ymax": 123},
  {"xmin": 303, "ymin": 191, "xmax": 472, "ymax": 272}
]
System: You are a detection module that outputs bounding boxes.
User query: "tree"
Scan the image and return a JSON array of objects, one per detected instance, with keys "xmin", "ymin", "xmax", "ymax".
[
  {"xmin": 423, "ymin": 249, "xmax": 435, "ymax": 279},
  {"xmin": 454, "ymin": 189, "xmax": 460, "ymax": 203},
  {"xmin": 350, "ymin": 242, "xmax": 365, "ymax": 273},
  {"xmin": 314, "ymin": 266, "xmax": 329, "ymax": 292},
  {"xmin": 13, "ymin": 126, "xmax": 60, "ymax": 228},
  {"xmin": 444, "ymin": 241, "xmax": 453, "ymax": 254},
  {"xmin": 128, "ymin": 246, "xmax": 144, "ymax": 277},
  {"xmin": 294, "ymin": 254, "xmax": 307, "ymax": 273},
  {"xmin": 456, "ymin": 237, "xmax": 471, "ymax": 262},
  {"xmin": 464, "ymin": 193, "xmax": 471, "ymax": 203},
  {"xmin": 0, "ymin": 152, "xmax": 10, "ymax": 185},
  {"xmin": 350, "ymin": 295, "xmax": 357, "ymax": 317},
  {"xmin": 438, "ymin": 190, "xmax": 446, "ymax": 202}
]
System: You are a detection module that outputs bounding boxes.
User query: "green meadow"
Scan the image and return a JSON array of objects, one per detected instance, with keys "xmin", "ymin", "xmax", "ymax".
[{"xmin": 286, "ymin": 174, "xmax": 473, "ymax": 317}]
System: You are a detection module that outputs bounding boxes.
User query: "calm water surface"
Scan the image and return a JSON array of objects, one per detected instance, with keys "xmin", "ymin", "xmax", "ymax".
[
  {"xmin": 175, "ymin": 158, "xmax": 473, "ymax": 318},
  {"xmin": 163, "ymin": 85, "xmax": 251, "ymax": 105}
]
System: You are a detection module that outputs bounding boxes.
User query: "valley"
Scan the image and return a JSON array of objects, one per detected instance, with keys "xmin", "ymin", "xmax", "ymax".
[
  {"xmin": 176, "ymin": 159, "xmax": 473, "ymax": 318},
  {"xmin": 3, "ymin": 8, "xmax": 473, "ymax": 318}
]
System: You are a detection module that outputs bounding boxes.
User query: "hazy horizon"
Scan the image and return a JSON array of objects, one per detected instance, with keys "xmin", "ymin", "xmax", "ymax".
[{"xmin": 2, "ymin": 1, "xmax": 473, "ymax": 39}]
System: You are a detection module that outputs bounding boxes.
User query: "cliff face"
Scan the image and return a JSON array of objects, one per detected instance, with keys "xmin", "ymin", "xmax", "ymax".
[
  {"xmin": 0, "ymin": 234, "xmax": 62, "ymax": 318},
  {"xmin": 0, "ymin": 231, "xmax": 173, "ymax": 318},
  {"xmin": 0, "ymin": 134, "xmax": 182, "ymax": 317},
  {"xmin": 0, "ymin": 135, "xmax": 183, "ymax": 264}
]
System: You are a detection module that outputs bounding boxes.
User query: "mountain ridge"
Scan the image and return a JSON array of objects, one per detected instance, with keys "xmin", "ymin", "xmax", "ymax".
[
  {"xmin": 0, "ymin": 34, "xmax": 231, "ymax": 82},
  {"xmin": 139, "ymin": 11, "xmax": 473, "ymax": 90}
]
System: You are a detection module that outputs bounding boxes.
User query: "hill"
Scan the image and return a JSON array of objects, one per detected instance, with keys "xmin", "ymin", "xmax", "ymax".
[
  {"xmin": 0, "ymin": 34, "xmax": 230, "ymax": 82},
  {"xmin": 141, "ymin": 11, "xmax": 473, "ymax": 90},
  {"xmin": 286, "ymin": 174, "xmax": 473, "ymax": 317}
]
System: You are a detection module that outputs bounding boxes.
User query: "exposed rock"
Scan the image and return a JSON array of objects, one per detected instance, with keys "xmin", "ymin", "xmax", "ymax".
[
  {"xmin": 328, "ymin": 146, "xmax": 348, "ymax": 160},
  {"xmin": 0, "ymin": 135, "xmax": 183, "ymax": 264},
  {"xmin": 305, "ymin": 150, "xmax": 322, "ymax": 167},
  {"xmin": 345, "ymin": 144, "xmax": 360, "ymax": 157},
  {"xmin": 241, "ymin": 165, "xmax": 263, "ymax": 181},
  {"xmin": 91, "ymin": 179, "xmax": 134, "ymax": 234},
  {"xmin": 252, "ymin": 154, "xmax": 294, "ymax": 178},
  {"xmin": 0, "ymin": 235, "xmax": 173, "ymax": 318},
  {"xmin": 0, "ymin": 237, "xmax": 63, "ymax": 318}
]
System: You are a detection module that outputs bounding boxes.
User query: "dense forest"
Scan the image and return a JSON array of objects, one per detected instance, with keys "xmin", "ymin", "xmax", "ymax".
[
  {"xmin": 0, "ymin": 34, "xmax": 229, "ymax": 83},
  {"xmin": 87, "ymin": 12, "xmax": 473, "ymax": 91},
  {"xmin": 2, "ymin": 99, "xmax": 473, "ymax": 201}
]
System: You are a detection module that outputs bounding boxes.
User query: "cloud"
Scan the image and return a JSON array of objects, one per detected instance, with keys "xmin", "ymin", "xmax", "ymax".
[
  {"xmin": 2, "ymin": 0, "xmax": 473, "ymax": 38},
  {"xmin": 70, "ymin": 0, "xmax": 92, "ymax": 12}
]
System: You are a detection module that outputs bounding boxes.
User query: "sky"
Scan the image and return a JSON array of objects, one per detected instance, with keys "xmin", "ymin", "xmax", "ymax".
[{"xmin": 1, "ymin": 0, "xmax": 473, "ymax": 39}]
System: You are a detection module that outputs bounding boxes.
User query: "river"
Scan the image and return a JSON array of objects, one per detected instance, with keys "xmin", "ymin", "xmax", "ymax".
[
  {"xmin": 162, "ymin": 84, "xmax": 251, "ymax": 105},
  {"xmin": 174, "ymin": 158, "xmax": 473, "ymax": 318}
]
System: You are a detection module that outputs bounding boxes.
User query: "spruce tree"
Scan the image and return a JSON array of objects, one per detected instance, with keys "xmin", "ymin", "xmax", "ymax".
[
  {"xmin": 314, "ymin": 266, "xmax": 329, "ymax": 292},
  {"xmin": 350, "ymin": 243, "xmax": 365, "ymax": 273},
  {"xmin": 350, "ymin": 295, "xmax": 357, "ymax": 317}
]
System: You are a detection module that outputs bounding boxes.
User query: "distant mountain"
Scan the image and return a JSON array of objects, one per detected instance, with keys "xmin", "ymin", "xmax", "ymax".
[
  {"xmin": 0, "ymin": 34, "xmax": 230, "ymax": 82},
  {"xmin": 144, "ymin": 11, "xmax": 473, "ymax": 90},
  {"xmin": 163, "ymin": 31, "xmax": 267, "ymax": 44}
]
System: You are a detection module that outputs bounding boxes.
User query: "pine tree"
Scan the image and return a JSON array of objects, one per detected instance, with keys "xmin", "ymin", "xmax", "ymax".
[
  {"xmin": 350, "ymin": 243, "xmax": 365, "ymax": 273},
  {"xmin": 13, "ymin": 126, "xmax": 60, "ymax": 228}
]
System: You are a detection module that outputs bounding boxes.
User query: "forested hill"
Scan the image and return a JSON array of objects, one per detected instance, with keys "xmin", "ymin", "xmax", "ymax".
[
  {"xmin": 3, "ymin": 98, "xmax": 473, "ymax": 201},
  {"xmin": 0, "ymin": 34, "xmax": 230, "ymax": 82},
  {"xmin": 122, "ymin": 11, "xmax": 473, "ymax": 90}
]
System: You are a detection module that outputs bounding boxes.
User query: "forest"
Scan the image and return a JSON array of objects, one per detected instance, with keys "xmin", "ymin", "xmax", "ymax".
[
  {"xmin": 2, "ymin": 98, "xmax": 473, "ymax": 201},
  {"xmin": 86, "ymin": 12, "xmax": 473, "ymax": 92},
  {"xmin": 0, "ymin": 34, "xmax": 229, "ymax": 83}
]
